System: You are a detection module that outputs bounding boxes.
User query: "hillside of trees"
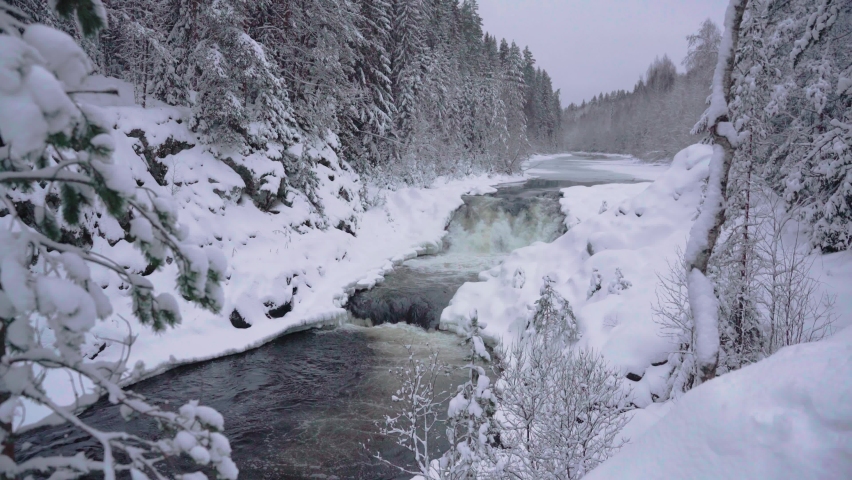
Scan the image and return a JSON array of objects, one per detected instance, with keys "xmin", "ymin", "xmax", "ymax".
[
  {"xmin": 11, "ymin": 0, "xmax": 562, "ymax": 190},
  {"xmin": 561, "ymin": 20, "xmax": 721, "ymax": 160}
]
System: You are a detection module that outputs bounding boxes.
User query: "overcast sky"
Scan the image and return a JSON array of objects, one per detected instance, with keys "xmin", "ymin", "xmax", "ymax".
[{"xmin": 477, "ymin": 0, "xmax": 728, "ymax": 106}]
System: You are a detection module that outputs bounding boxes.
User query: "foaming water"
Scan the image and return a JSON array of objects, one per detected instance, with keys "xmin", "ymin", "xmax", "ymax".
[
  {"xmin": 443, "ymin": 192, "xmax": 565, "ymax": 254},
  {"xmin": 346, "ymin": 188, "xmax": 567, "ymax": 329}
]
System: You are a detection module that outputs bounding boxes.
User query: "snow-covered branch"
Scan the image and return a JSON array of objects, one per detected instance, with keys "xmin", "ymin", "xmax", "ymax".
[{"xmin": 1, "ymin": 4, "xmax": 235, "ymax": 478}]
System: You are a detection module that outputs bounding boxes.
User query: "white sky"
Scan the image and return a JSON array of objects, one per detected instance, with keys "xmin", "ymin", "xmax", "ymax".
[{"xmin": 477, "ymin": 0, "xmax": 728, "ymax": 106}]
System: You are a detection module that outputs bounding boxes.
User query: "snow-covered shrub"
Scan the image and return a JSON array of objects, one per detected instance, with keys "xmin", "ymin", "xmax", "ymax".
[
  {"xmin": 653, "ymin": 250, "xmax": 698, "ymax": 396},
  {"xmin": 378, "ymin": 313, "xmax": 496, "ymax": 480},
  {"xmin": 532, "ymin": 276, "xmax": 579, "ymax": 344},
  {"xmin": 606, "ymin": 268, "xmax": 632, "ymax": 294},
  {"xmin": 376, "ymin": 348, "xmax": 449, "ymax": 477},
  {"xmin": 586, "ymin": 268, "xmax": 602, "ymax": 299},
  {"xmin": 439, "ymin": 313, "xmax": 497, "ymax": 479},
  {"xmin": 658, "ymin": 186, "xmax": 837, "ymax": 398},
  {"xmin": 713, "ymin": 185, "xmax": 836, "ymax": 371},
  {"xmin": 512, "ymin": 268, "xmax": 526, "ymax": 289},
  {"xmin": 497, "ymin": 334, "xmax": 629, "ymax": 479},
  {"xmin": 0, "ymin": 3, "xmax": 234, "ymax": 478}
]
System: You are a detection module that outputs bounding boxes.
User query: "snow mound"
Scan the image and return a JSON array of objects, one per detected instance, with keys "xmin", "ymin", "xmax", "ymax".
[
  {"xmin": 585, "ymin": 327, "xmax": 852, "ymax": 480},
  {"xmin": 440, "ymin": 144, "xmax": 714, "ymax": 406}
]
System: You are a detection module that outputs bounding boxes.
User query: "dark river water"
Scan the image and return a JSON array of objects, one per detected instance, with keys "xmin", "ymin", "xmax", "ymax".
[
  {"xmin": 20, "ymin": 326, "xmax": 471, "ymax": 479},
  {"xmin": 19, "ymin": 155, "xmax": 652, "ymax": 479}
]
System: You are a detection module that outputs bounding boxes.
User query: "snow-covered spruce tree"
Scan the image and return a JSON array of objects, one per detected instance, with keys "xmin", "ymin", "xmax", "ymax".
[
  {"xmin": 346, "ymin": 0, "xmax": 397, "ymax": 175},
  {"xmin": 531, "ymin": 277, "xmax": 578, "ymax": 344},
  {"xmin": 99, "ymin": 0, "xmax": 175, "ymax": 107},
  {"xmin": 606, "ymin": 268, "xmax": 631, "ymax": 295},
  {"xmin": 765, "ymin": 0, "xmax": 851, "ymax": 253},
  {"xmin": 0, "ymin": 3, "xmax": 236, "ymax": 478},
  {"xmin": 497, "ymin": 41, "xmax": 529, "ymax": 172}
]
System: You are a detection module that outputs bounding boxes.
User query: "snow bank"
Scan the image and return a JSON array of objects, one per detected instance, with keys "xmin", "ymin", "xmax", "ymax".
[
  {"xmin": 23, "ymin": 97, "xmax": 518, "ymax": 428},
  {"xmin": 441, "ymin": 144, "xmax": 714, "ymax": 408},
  {"xmin": 441, "ymin": 143, "xmax": 852, "ymax": 476},
  {"xmin": 585, "ymin": 327, "xmax": 852, "ymax": 480}
]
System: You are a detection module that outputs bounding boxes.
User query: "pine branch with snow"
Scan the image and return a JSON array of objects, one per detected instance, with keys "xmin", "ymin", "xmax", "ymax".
[{"xmin": 0, "ymin": 3, "xmax": 234, "ymax": 478}]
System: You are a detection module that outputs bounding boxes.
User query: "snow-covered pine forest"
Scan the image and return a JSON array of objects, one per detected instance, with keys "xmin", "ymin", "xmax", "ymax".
[
  {"xmin": 13, "ymin": 0, "xmax": 562, "ymax": 188},
  {"xmin": 1, "ymin": 0, "xmax": 851, "ymax": 479}
]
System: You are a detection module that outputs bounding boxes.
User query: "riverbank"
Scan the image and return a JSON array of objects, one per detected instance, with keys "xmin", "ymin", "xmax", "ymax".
[{"xmin": 21, "ymin": 99, "xmax": 521, "ymax": 430}]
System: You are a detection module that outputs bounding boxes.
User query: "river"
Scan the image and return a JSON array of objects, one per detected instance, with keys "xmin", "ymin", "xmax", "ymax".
[{"xmin": 19, "ymin": 154, "xmax": 657, "ymax": 479}]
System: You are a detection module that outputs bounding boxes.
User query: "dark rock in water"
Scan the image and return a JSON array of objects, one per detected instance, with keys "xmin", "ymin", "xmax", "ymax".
[
  {"xmin": 347, "ymin": 270, "xmax": 469, "ymax": 330},
  {"xmin": 230, "ymin": 309, "xmax": 252, "ymax": 328}
]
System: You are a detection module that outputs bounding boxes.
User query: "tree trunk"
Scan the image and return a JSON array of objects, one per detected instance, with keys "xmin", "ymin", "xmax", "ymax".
[
  {"xmin": 685, "ymin": 0, "xmax": 748, "ymax": 385},
  {"xmin": 0, "ymin": 321, "xmax": 13, "ymax": 475}
]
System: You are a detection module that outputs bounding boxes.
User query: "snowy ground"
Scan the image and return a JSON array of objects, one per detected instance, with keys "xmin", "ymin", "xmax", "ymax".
[
  {"xmin": 441, "ymin": 145, "xmax": 852, "ymax": 475},
  {"xmin": 585, "ymin": 326, "xmax": 852, "ymax": 479}
]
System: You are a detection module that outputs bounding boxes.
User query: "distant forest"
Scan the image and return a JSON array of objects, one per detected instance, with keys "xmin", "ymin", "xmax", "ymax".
[{"xmin": 561, "ymin": 20, "xmax": 721, "ymax": 160}]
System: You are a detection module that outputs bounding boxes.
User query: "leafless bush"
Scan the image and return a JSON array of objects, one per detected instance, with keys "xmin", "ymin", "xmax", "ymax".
[
  {"xmin": 655, "ymin": 186, "xmax": 836, "ymax": 397},
  {"xmin": 496, "ymin": 337, "xmax": 629, "ymax": 479},
  {"xmin": 652, "ymin": 248, "xmax": 697, "ymax": 395},
  {"xmin": 375, "ymin": 347, "xmax": 449, "ymax": 477}
]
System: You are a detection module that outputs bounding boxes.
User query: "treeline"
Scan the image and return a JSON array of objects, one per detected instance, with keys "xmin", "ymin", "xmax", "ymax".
[
  {"xmin": 561, "ymin": 20, "xmax": 721, "ymax": 160},
  {"xmin": 12, "ymin": 0, "xmax": 562, "ymax": 188}
]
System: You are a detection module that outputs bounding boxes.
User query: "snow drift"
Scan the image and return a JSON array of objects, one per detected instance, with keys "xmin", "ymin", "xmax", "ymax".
[{"xmin": 585, "ymin": 327, "xmax": 852, "ymax": 480}]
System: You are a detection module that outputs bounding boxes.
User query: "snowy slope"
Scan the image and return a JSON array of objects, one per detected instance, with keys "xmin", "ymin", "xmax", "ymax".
[
  {"xmin": 585, "ymin": 327, "xmax": 852, "ymax": 480},
  {"xmin": 22, "ymin": 97, "xmax": 520, "ymax": 428}
]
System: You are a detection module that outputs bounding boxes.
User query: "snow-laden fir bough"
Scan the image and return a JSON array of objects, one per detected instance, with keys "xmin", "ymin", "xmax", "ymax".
[{"xmin": 0, "ymin": 1, "xmax": 236, "ymax": 478}]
